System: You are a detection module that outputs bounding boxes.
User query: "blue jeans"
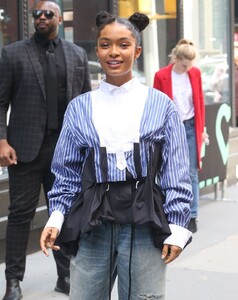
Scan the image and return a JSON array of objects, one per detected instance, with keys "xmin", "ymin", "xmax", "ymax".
[
  {"xmin": 184, "ymin": 117, "xmax": 199, "ymax": 218},
  {"xmin": 70, "ymin": 223, "xmax": 166, "ymax": 300}
]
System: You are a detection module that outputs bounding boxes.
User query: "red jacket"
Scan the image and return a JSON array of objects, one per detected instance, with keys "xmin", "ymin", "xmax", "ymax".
[{"xmin": 153, "ymin": 63, "xmax": 205, "ymax": 169}]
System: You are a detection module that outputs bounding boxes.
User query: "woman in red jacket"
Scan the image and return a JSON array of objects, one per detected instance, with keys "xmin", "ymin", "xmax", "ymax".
[{"xmin": 153, "ymin": 39, "xmax": 206, "ymax": 233}]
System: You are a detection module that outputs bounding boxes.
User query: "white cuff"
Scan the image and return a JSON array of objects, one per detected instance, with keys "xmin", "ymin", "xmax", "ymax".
[
  {"xmin": 163, "ymin": 224, "xmax": 192, "ymax": 249},
  {"xmin": 44, "ymin": 210, "xmax": 64, "ymax": 233}
]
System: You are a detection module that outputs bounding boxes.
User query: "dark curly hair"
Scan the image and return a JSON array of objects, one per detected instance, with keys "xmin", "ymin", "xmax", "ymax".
[{"xmin": 95, "ymin": 11, "xmax": 149, "ymax": 46}]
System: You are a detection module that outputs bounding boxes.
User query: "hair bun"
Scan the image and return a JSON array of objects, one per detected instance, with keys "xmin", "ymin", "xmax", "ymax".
[
  {"xmin": 177, "ymin": 39, "xmax": 195, "ymax": 47},
  {"xmin": 95, "ymin": 11, "xmax": 114, "ymax": 28},
  {"xmin": 129, "ymin": 12, "xmax": 149, "ymax": 32}
]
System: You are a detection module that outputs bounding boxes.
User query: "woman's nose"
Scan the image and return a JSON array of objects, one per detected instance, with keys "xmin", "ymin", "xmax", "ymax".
[{"xmin": 110, "ymin": 45, "xmax": 119, "ymax": 56}]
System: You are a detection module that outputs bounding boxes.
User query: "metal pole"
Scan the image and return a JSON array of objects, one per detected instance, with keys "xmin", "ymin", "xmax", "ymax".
[{"xmin": 142, "ymin": 0, "xmax": 159, "ymax": 86}]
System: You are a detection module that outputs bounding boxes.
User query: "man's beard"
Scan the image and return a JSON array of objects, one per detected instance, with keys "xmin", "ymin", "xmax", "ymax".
[{"xmin": 34, "ymin": 25, "xmax": 54, "ymax": 39}]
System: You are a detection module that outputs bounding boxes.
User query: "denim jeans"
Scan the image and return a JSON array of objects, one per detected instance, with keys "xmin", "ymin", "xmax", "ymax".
[
  {"xmin": 70, "ymin": 223, "xmax": 166, "ymax": 300},
  {"xmin": 183, "ymin": 117, "xmax": 199, "ymax": 218}
]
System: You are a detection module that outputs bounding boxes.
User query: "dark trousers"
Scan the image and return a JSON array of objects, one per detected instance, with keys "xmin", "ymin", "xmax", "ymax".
[{"xmin": 5, "ymin": 134, "xmax": 70, "ymax": 281}]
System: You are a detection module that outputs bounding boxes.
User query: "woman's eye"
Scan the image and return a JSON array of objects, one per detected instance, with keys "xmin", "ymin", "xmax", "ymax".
[
  {"xmin": 121, "ymin": 43, "xmax": 129, "ymax": 48},
  {"xmin": 100, "ymin": 43, "xmax": 109, "ymax": 48}
]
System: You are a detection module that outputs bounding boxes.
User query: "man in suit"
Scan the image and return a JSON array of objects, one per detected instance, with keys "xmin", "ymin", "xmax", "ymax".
[{"xmin": 0, "ymin": 1, "xmax": 91, "ymax": 299}]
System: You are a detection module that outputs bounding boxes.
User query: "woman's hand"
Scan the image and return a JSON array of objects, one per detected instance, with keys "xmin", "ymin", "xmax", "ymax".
[
  {"xmin": 161, "ymin": 244, "xmax": 182, "ymax": 264},
  {"xmin": 202, "ymin": 132, "xmax": 210, "ymax": 145},
  {"xmin": 40, "ymin": 227, "xmax": 60, "ymax": 256}
]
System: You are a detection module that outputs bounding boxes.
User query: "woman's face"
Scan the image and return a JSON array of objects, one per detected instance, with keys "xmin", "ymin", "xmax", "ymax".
[
  {"xmin": 173, "ymin": 58, "xmax": 194, "ymax": 74},
  {"xmin": 96, "ymin": 22, "xmax": 142, "ymax": 86}
]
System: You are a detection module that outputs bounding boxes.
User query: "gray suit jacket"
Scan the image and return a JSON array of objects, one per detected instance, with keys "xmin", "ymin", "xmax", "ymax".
[{"xmin": 0, "ymin": 35, "xmax": 91, "ymax": 162}]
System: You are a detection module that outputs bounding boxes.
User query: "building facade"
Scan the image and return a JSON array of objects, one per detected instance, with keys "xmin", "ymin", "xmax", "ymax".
[{"xmin": 0, "ymin": 0, "xmax": 235, "ymax": 117}]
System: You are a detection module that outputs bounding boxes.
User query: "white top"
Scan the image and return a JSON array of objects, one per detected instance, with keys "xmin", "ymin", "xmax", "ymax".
[
  {"xmin": 172, "ymin": 70, "xmax": 194, "ymax": 121},
  {"xmin": 92, "ymin": 78, "xmax": 148, "ymax": 170}
]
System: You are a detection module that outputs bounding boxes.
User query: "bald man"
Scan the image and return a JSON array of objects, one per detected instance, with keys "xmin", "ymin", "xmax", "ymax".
[{"xmin": 0, "ymin": 1, "xmax": 91, "ymax": 299}]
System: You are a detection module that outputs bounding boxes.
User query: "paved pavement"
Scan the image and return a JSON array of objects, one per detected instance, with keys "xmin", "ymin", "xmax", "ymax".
[{"xmin": 0, "ymin": 184, "xmax": 238, "ymax": 299}]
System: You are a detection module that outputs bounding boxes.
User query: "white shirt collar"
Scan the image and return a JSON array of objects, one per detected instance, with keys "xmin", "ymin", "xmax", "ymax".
[{"xmin": 99, "ymin": 77, "xmax": 141, "ymax": 94}]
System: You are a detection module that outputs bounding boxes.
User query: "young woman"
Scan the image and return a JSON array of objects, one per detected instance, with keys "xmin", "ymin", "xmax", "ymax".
[
  {"xmin": 40, "ymin": 12, "xmax": 193, "ymax": 300},
  {"xmin": 153, "ymin": 39, "xmax": 206, "ymax": 233}
]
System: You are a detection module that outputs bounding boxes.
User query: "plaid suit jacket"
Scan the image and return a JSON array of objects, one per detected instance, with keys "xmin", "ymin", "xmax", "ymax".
[{"xmin": 0, "ymin": 35, "xmax": 91, "ymax": 162}]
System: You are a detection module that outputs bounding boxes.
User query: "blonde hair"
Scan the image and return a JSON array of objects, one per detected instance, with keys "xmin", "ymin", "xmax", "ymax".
[
  {"xmin": 168, "ymin": 47, "xmax": 176, "ymax": 63},
  {"xmin": 174, "ymin": 39, "xmax": 197, "ymax": 61}
]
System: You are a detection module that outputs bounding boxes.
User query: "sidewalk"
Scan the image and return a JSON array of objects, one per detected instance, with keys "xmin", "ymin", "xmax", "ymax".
[
  {"xmin": 0, "ymin": 184, "xmax": 238, "ymax": 299},
  {"xmin": 166, "ymin": 184, "xmax": 238, "ymax": 300}
]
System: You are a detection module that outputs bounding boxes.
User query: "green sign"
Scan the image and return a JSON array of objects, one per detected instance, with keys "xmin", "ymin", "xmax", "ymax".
[{"xmin": 199, "ymin": 103, "xmax": 231, "ymax": 188}]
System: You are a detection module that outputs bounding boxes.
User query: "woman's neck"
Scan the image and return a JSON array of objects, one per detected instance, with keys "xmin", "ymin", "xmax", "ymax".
[{"xmin": 172, "ymin": 64, "xmax": 185, "ymax": 74}]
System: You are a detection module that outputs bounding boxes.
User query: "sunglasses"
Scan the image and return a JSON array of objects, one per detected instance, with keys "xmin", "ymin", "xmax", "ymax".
[{"xmin": 32, "ymin": 10, "xmax": 55, "ymax": 20}]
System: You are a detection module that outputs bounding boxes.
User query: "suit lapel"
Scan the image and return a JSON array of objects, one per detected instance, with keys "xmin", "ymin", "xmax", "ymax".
[
  {"xmin": 61, "ymin": 39, "xmax": 73, "ymax": 102},
  {"xmin": 26, "ymin": 37, "xmax": 46, "ymax": 101}
]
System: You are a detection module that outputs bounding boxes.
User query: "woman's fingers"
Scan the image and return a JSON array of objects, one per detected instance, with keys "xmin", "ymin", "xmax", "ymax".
[{"xmin": 40, "ymin": 227, "xmax": 60, "ymax": 256}]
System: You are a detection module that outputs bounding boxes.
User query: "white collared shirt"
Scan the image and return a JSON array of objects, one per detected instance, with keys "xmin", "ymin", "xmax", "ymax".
[{"xmin": 92, "ymin": 78, "xmax": 148, "ymax": 170}]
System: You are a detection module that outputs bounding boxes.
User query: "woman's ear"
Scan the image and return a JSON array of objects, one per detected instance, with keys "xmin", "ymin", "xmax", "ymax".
[{"xmin": 135, "ymin": 46, "xmax": 142, "ymax": 60}]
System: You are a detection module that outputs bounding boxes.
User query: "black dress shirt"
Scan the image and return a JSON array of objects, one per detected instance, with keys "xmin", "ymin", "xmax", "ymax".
[{"xmin": 34, "ymin": 33, "xmax": 67, "ymax": 130}]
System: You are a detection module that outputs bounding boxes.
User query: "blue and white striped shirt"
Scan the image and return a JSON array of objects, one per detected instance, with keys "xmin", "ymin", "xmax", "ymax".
[{"xmin": 47, "ymin": 78, "xmax": 193, "ymax": 248}]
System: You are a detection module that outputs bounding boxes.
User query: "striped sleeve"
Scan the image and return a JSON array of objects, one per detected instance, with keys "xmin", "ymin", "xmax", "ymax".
[
  {"xmin": 48, "ymin": 97, "xmax": 89, "ymax": 216},
  {"xmin": 159, "ymin": 102, "xmax": 193, "ymax": 228},
  {"xmin": 139, "ymin": 88, "xmax": 192, "ymax": 228}
]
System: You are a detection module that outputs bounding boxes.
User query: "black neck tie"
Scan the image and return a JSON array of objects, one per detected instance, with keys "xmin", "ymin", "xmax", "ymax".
[{"xmin": 46, "ymin": 41, "xmax": 58, "ymax": 130}]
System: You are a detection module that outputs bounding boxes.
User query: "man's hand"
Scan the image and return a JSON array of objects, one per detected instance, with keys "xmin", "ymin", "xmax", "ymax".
[
  {"xmin": 40, "ymin": 227, "xmax": 60, "ymax": 256},
  {"xmin": 0, "ymin": 139, "xmax": 17, "ymax": 167},
  {"xmin": 161, "ymin": 244, "xmax": 182, "ymax": 264}
]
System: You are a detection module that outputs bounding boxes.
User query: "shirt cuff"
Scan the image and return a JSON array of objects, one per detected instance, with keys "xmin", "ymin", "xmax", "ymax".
[
  {"xmin": 44, "ymin": 210, "xmax": 64, "ymax": 233},
  {"xmin": 163, "ymin": 224, "xmax": 192, "ymax": 249}
]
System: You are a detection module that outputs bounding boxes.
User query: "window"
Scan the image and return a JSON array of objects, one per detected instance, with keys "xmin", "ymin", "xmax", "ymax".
[
  {"xmin": 0, "ymin": 0, "xmax": 18, "ymax": 52},
  {"xmin": 183, "ymin": 0, "xmax": 230, "ymax": 106}
]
